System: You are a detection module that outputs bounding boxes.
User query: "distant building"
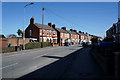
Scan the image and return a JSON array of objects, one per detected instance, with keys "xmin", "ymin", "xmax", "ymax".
[
  {"xmin": 78, "ymin": 31, "xmax": 92, "ymax": 44},
  {"xmin": 106, "ymin": 18, "xmax": 120, "ymax": 44},
  {"xmin": 25, "ymin": 17, "xmax": 57, "ymax": 43}
]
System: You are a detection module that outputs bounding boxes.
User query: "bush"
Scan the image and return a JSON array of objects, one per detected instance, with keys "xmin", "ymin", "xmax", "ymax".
[
  {"xmin": 2, "ymin": 47, "xmax": 15, "ymax": 53},
  {"xmin": 43, "ymin": 42, "xmax": 52, "ymax": 47},
  {"xmin": 25, "ymin": 42, "xmax": 41, "ymax": 49},
  {"xmin": 1, "ymin": 42, "xmax": 52, "ymax": 53},
  {"xmin": 25, "ymin": 42, "xmax": 52, "ymax": 50}
]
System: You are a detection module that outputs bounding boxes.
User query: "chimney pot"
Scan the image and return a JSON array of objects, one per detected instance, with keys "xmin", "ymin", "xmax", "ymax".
[
  {"xmin": 79, "ymin": 31, "xmax": 82, "ymax": 33},
  {"xmin": 52, "ymin": 24, "xmax": 56, "ymax": 28},
  {"xmin": 70, "ymin": 29, "xmax": 73, "ymax": 31},
  {"xmin": 48, "ymin": 23, "xmax": 52, "ymax": 27}
]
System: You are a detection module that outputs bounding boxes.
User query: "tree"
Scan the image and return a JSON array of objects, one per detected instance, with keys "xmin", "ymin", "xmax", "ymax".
[
  {"xmin": 17, "ymin": 29, "xmax": 23, "ymax": 37},
  {"xmin": 0, "ymin": 34, "xmax": 6, "ymax": 38},
  {"xmin": 91, "ymin": 37, "xmax": 98, "ymax": 44},
  {"xmin": 7, "ymin": 34, "xmax": 17, "ymax": 38}
]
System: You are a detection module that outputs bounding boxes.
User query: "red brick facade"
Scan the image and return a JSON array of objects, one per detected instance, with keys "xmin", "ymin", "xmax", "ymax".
[
  {"xmin": 25, "ymin": 17, "xmax": 97, "ymax": 46},
  {"xmin": 0, "ymin": 38, "xmax": 29, "ymax": 48},
  {"xmin": 25, "ymin": 18, "xmax": 57, "ymax": 43}
]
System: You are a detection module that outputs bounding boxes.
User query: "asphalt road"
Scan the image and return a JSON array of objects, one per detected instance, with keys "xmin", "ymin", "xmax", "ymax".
[
  {"xmin": 17, "ymin": 46, "xmax": 106, "ymax": 80},
  {"xmin": 2, "ymin": 45, "xmax": 82, "ymax": 79}
]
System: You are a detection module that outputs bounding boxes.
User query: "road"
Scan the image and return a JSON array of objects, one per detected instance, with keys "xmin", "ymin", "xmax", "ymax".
[
  {"xmin": 17, "ymin": 46, "xmax": 106, "ymax": 80},
  {"xmin": 2, "ymin": 45, "xmax": 82, "ymax": 79}
]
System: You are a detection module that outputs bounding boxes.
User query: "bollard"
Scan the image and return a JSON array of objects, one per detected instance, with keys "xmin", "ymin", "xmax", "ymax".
[{"xmin": 15, "ymin": 46, "xmax": 20, "ymax": 51}]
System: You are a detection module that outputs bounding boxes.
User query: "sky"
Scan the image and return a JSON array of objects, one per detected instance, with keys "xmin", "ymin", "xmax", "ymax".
[{"xmin": 2, "ymin": 2, "xmax": 118, "ymax": 38}]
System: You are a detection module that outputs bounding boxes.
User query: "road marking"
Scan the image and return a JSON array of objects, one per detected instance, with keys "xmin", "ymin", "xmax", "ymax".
[
  {"xmin": 32, "ymin": 56, "xmax": 41, "ymax": 59},
  {"xmin": 32, "ymin": 52, "xmax": 50, "ymax": 60},
  {"xmin": 3, "ymin": 52, "xmax": 28, "ymax": 58},
  {"xmin": 0, "ymin": 63, "xmax": 18, "ymax": 70}
]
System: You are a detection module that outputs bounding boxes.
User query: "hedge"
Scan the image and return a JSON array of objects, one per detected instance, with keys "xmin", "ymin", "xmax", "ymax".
[
  {"xmin": 1, "ymin": 42, "xmax": 52, "ymax": 53},
  {"xmin": 2, "ymin": 47, "xmax": 15, "ymax": 53},
  {"xmin": 25, "ymin": 42, "xmax": 52, "ymax": 50}
]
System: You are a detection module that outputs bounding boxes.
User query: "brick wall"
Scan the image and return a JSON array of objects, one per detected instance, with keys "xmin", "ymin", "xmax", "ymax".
[{"xmin": 0, "ymin": 38, "xmax": 30, "ymax": 48}]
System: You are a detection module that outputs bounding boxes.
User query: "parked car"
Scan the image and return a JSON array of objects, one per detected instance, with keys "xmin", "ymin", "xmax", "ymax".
[
  {"xmin": 64, "ymin": 42, "xmax": 70, "ymax": 46},
  {"xmin": 82, "ymin": 42, "xmax": 88, "ymax": 47}
]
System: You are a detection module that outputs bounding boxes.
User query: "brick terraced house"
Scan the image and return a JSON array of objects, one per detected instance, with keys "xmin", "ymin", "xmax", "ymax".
[
  {"xmin": 25, "ymin": 17, "xmax": 100, "ymax": 46},
  {"xmin": 52, "ymin": 25, "xmax": 70, "ymax": 46},
  {"xmin": 25, "ymin": 18, "xmax": 57, "ymax": 43},
  {"xmin": 66, "ymin": 29, "xmax": 79, "ymax": 45}
]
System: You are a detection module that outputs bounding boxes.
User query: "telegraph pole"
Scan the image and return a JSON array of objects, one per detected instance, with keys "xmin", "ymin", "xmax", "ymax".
[{"xmin": 41, "ymin": 8, "xmax": 44, "ymax": 48}]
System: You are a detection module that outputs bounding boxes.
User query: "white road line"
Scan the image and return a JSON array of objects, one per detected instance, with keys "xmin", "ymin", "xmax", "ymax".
[
  {"xmin": 32, "ymin": 52, "xmax": 50, "ymax": 60},
  {"xmin": 32, "ymin": 56, "xmax": 41, "ymax": 59},
  {"xmin": 0, "ymin": 63, "xmax": 18, "ymax": 70}
]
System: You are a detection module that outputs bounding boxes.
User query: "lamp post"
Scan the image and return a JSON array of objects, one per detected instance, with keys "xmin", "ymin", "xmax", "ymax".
[
  {"xmin": 41, "ymin": 8, "xmax": 44, "ymax": 48},
  {"xmin": 23, "ymin": 2, "xmax": 34, "ymax": 50}
]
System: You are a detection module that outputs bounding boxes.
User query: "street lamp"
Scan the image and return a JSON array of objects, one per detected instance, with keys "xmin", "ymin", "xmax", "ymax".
[{"xmin": 23, "ymin": 2, "xmax": 34, "ymax": 50}]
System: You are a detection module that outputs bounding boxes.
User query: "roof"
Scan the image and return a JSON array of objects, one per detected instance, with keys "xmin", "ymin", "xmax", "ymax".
[
  {"xmin": 66, "ymin": 30, "xmax": 78, "ymax": 35},
  {"xmin": 55, "ymin": 28, "xmax": 68, "ymax": 33},
  {"xmin": 34, "ymin": 23, "xmax": 55, "ymax": 31},
  {"xmin": 77, "ymin": 32, "xmax": 88, "ymax": 36}
]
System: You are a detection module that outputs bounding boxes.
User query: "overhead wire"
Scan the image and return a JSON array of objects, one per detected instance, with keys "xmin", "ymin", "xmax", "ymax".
[{"xmin": 45, "ymin": 8, "xmax": 85, "ymax": 32}]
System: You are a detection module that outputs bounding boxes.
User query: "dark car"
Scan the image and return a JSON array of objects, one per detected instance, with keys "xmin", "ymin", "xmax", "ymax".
[{"xmin": 64, "ymin": 42, "xmax": 70, "ymax": 46}]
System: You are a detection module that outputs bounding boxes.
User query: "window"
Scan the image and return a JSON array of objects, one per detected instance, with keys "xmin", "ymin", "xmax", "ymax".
[{"xmin": 29, "ymin": 30, "xmax": 32, "ymax": 36}]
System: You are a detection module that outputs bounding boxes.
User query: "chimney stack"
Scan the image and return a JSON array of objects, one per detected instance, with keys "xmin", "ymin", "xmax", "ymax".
[
  {"xmin": 48, "ymin": 23, "xmax": 52, "ymax": 27},
  {"xmin": 61, "ymin": 27, "xmax": 66, "ymax": 30},
  {"xmin": 30, "ymin": 17, "xmax": 34, "ymax": 24},
  {"xmin": 73, "ymin": 30, "xmax": 77, "ymax": 32},
  {"xmin": 79, "ymin": 31, "xmax": 82, "ymax": 33},
  {"xmin": 52, "ymin": 24, "xmax": 56, "ymax": 28},
  {"xmin": 70, "ymin": 29, "xmax": 73, "ymax": 31}
]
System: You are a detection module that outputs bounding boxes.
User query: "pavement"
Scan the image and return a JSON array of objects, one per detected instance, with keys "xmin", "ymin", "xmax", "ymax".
[{"xmin": 17, "ymin": 46, "xmax": 106, "ymax": 80}]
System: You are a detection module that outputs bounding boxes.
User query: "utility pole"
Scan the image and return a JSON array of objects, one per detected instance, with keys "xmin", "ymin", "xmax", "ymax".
[{"xmin": 41, "ymin": 8, "xmax": 44, "ymax": 48}]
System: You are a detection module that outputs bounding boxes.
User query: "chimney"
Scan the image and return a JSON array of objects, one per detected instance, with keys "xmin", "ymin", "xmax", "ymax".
[
  {"xmin": 30, "ymin": 17, "xmax": 34, "ymax": 24},
  {"xmin": 48, "ymin": 23, "xmax": 52, "ymax": 27},
  {"xmin": 79, "ymin": 31, "xmax": 82, "ymax": 33},
  {"xmin": 73, "ymin": 30, "xmax": 77, "ymax": 32},
  {"xmin": 61, "ymin": 27, "xmax": 66, "ymax": 30},
  {"xmin": 70, "ymin": 29, "xmax": 73, "ymax": 31},
  {"xmin": 52, "ymin": 24, "xmax": 56, "ymax": 28}
]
